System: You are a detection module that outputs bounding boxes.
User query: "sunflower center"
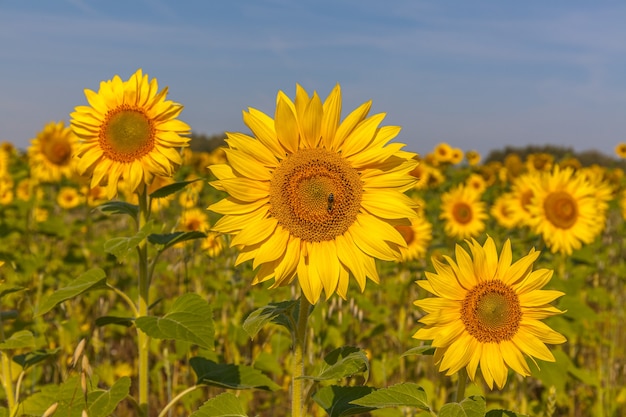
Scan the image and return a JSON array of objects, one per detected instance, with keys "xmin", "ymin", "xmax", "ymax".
[
  {"xmin": 543, "ymin": 191, "xmax": 578, "ymax": 229},
  {"xmin": 44, "ymin": 138, "xmax": 72, "ymax": 166},
  {"xmin": 452, "ymin": 202, "xmax": 473, "ymax": 224},
  {"xmin": 100, "ymin": 106, "xmax": 155, "ymax": 162},
  {"xmin": 395, "ymin": 225, "xmax": 415, "ymax": 245},
  {"xmin": 461, "ymin": 280, "xmax": 521, "ymax": 343},
  {"xmin": 269, "ymin": 148, "xmax": 362, "ymax": 242}
]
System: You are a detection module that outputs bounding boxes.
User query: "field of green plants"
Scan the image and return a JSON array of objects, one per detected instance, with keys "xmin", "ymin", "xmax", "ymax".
[{"xmin": 1, "ymin": 135, "xmax": 625, "ymax": 417}]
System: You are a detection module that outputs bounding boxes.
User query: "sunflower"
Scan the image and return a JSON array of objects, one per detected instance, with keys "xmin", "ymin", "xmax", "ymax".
[
  {"xmin": 28, "ymin": 121, "xmax": 77, "ymax": 182},
  {"xmin": 440, "ymin": 185, "xmax": 487, "ymax": 240},
  {"xmin": 70, "ymin": 69, "xmax": 190, "ymax": 199},
  {"xmin": 465, "ymin": 150, "xmax": 481, "ymax": 167},
  {"xmin": 490, "ymin": 193, "xmax": 519, "ymax": 229},
  {"xmin": 395, "ymin": 212, "xmax": 433, "ymax": 262},
  {"xmin": 449, "ymin": 147, "xmax": 464, "ymax": 165},
  {"xmin": 527, "ymin": 166, "xmax": 604, "ymax": 255},
  {"xmin": 57, "ymin": 187, "xmax": 83, "ymax": 209},
  {"xmin": 433, "ymin": 142, "xmax": 453, "ymax": 164},
  {"xmin": 615, "ymin": 143, "xmax": 626, "ymax": 159},
  {"xmin": 413, "ymin": 236, "xmax": 566, "ymax": 389},
  {"xmin": 208, "ymin": 84, "xmax": 418, "ymax": 304},
  {"xmin": 180, "ymin": 208, "xmax": 210, "ymax": 233},
  {"xmin": 506, "ymin": 172, "xmax": 541, "ymax": 228},
  {"xmin": 465, "ymin": 173, "xmax": 487, "ymax": 195},
  {"xmin": 202, "ymin": 232, "xmax": 225, "ymax": 257}
]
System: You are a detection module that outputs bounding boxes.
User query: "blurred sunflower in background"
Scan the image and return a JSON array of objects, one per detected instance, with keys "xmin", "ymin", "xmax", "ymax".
[
  {"xmin": 615, "ymin": 142, "xmax": 626, "ymax": 159},
  {"xmin": 440, "ymin": 184, "xmax": 487, "ymax": 240},
  {"xmin": 413, "ymin": 236, "xmax": 566, "ymax": 389},
  {"xmin": 208, "ymin": 84, "xmax": 418, "ymax": 303},
  {"xmin": 28, "ymin": 121, "xmax": 77, "ymax": 183},
  {"xmin": 527, "ymin": 166, "xmax": 604, "ymax": 255},
  {"xmin": 70, "ymin": 69, "xmax": 190, "ymax": 199}
]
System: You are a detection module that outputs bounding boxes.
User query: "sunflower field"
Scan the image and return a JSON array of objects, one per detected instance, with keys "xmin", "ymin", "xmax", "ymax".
[{"xmin": 0, "ymin": 70, "xmax": 625, "ymax": 417}]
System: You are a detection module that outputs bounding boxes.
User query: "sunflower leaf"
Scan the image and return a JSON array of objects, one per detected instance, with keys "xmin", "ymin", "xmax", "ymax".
[
  {"xmin": 189, "ymin": 392, "xmax": 249, "ymax": 417},
  {"xmin": 87, "ymin": 376, "xmax": 131, "ymax": 417},
  {"xmin": 150, "ymin": 179, "xmax": 203, "ymax": 199},
  {"xmin": 104, "ymin": 221, "xmax": 154, "ymax": 261},
  {"xmin": 0, "ymin": 284, "xmax": 25, "ymax": 299},
  {"xmin": 312, "ymin": 385, "xmax": 376, "ymax": 417},
  {"xmin": 303, "ymin": 346, "xmax": 370, "ymax": 382},
  {"xmin": 13, "ymin": 348, "xmax": 61, "ymax": 369},
  {"xmin": 148, "ymin": 231, "xmax": 207, "ymax": 250},
  {"xmin": 0, "ymin": 330, "xmax": 36, "ymax": 350},
  {"xmin": 190, "ymin": 357, "xmax": 280, "ymax": 391},
  {"xmin": 350, "ymin": 382, "xmax": 430, "ymax": 410},
  {"xmin": 135, "ymin": 293, "xmax": 214, "ymax": 350},
  {"xmin": 36, "ymin": 268, "xmax": 107, "ymax": 316},
  {"xmin": 402, "ymin": 345, "xmax": 435, "ymax": 356},
  {"xmin": 95, "ymin": 316, "xmax": 134, "ymax": 328},
  {"xmin": 485, "ymin": 410, "xmax": 529, "ymax": 417},
  {"xmin": 97, "ymin": 201, "xmax": 139, "ymax": 218},
  {"xmin": 242, "ymin": 300, "xmax": 300, "ymax": 338}
]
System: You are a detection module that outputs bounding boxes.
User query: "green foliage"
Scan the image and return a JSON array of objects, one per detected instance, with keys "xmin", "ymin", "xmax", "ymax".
[
  {"xmin": 190, "ymin": 392, "xmax": 248, "ymax": 417},
  {"xmin": 135, "ymin": 293, "xmax": 215, "ymax": 349},
  {"xmin": 35, "ymin": 267, "xmax": 107, "ymax": 316},
  {"xmin": 190, "ymin": 357, "xmax": 280, "ymax": 391}
]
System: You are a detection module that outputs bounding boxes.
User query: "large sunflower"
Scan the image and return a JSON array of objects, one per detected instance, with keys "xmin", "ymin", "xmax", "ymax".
[
  {"xmin": 70, "ymin": 69, "xmax": 190, "ymax": 199},
  {"xmin": 413, "ymin": 236, "xmax": 566, "ymax": 389},
  {"xmin": 208, "ymin": 84, "xmax": 418, "ymax": 304},
  {"xmin": 527, "ymin": 166, "xmax": 603, "ymax": 255},
  {"xmin": 439, "ymin": 184, "xmax": 487, "ymax": 240},
  {"xmin": 28, "ymin": 121, "xmax": 77, "ymax": 182}
]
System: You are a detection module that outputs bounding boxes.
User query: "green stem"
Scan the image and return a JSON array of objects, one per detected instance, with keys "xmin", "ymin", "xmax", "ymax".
[
  {"xmin": 136, "ymin": 185, "xmax": 151, "ymax": 416},
  {"xmin": 455, "ymin": 368, "xmax": 467, "ymax": 402},
  {"xmin": 0, "ymin": 352, "xmax": 15, "ymax": 413},
  {"xmin": 291, "ymin": 296, "xmax": 311, "ymax": 417},
  {"xmin": 157, "ymin": 386, "xmax": 199, "ymax": 417}
]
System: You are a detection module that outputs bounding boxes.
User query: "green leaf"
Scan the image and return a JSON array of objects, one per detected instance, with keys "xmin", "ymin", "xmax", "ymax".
[
  {"xmin": 0, "ymin": 330, "xmax": 35, "ymax": 350},
  {"xmin": 485, "ymin": 410, "xmax": 529, "ymax": 417},
  {"xmin": 189, "ymin": 392, "xmax": 248, "ymax": 417},
  {"xmin": 104, "ymin": 221, "xmax": 154, "ymax": 261},
  {"xmin": 98, "ymin": 200, "xmax": 139, "ymax": 218},
  {"xmin": 460, "ymin": 396, "xmax": 486, "ymax": 417},
  {"xmin": 350, "ymin": 383, "xmax": 430, "ymax": 411},
  {"xmin": 242, "ymin": 300, "xmax": 300, "ymax": 339},
  {"xmin": 95, "ymin": 316, "xmax": 134, "ymax": 327},
  {"xmin": 312, "ymin": 385, "xmax": 376, "ymax": 417},
  {"xmin": 88, "ymin": 376, "xmax": 131, "ymax": 417},
  {"xmin": 439, "ymin": 396, "xmax": 486, "ymax": 417},
  {"xmin": 36, "ymin": 268, "xmax": 107, "ymax": 316},
  {"xmin": 190, "ymin": 357, "xmax": 280, "ymax": 391},
  {"xmin": 149, "ymin": 231, "xmax": 207, "ymax": 250},
  {"xmin": 18, "ymin": 375, "xmax": 131, "ymax": 417},
  {"xmin": 402, "ymin": 345, "xmax": 435, "ymax": 357},
  {"xmin": 150, "ymin": 179, "xmax": 203, "ymax": 199},
  {"xmin": 13, "ymin": 348, "xmax": 60, "ymax": 369},
  {"xmin": 439, "ymin": 403, "xmax": 466, "ymax": 417},
  {"xmin": 304, "ymin": 346, "xmax": 370, "ymax": 382},
  {"xmin": 0, "ymin": 283, "xmax": 25, "ymax": 299},
  {"xmin": 135, "ymin": 293, "xmax": 214, "ymax": 349}
]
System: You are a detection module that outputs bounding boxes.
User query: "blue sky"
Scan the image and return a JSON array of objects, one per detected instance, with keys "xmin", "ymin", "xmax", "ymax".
[{"xmin": 1, "ymin": 0, "xmax": 625, "ymax": 158}]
